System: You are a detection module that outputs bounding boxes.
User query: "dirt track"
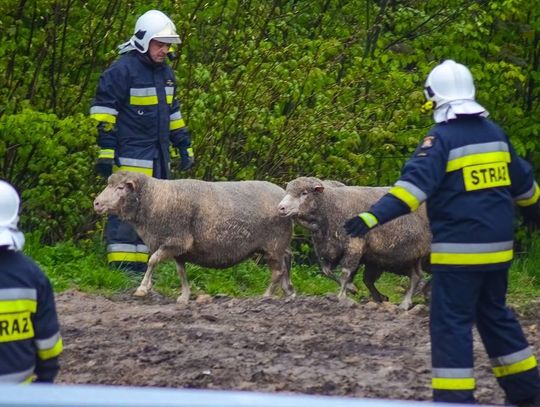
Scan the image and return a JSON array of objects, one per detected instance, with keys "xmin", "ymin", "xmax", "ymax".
[{"xmin": 55, "ymin": 290, "xmax": 540, "ymax": 405}]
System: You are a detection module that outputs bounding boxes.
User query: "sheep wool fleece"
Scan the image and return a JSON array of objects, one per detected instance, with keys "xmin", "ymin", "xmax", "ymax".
[
  {"xmin": 90, "ymin": 50, "xmax": 192, "ymax": 271},
  {"xmin": 366, "ymin": 115, "xmax": 540, "ymax": 404}
]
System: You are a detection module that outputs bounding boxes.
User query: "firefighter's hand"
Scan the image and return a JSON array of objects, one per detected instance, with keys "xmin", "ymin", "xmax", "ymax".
[
  {"xmin": 344, "ymin": 212, "xmax": 378, "ymax": 238},
  {"xmin": 95, "ymin": 158, "xmax": 114, "ymax": 177},
  {"xmin": 177, "ymin": 147, "xmax": 195, "ymax": 171}
]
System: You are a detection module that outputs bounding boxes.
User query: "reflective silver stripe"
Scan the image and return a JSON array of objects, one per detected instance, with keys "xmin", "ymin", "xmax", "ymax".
[
  {"xmin": 490, "ymin": 347, "xmax": 534, "ymax": 367},
  {"xmin": 514, "ymin": 182, "xmax": 538, "ymax": 201},
  {"xmin": 170, "ymin": 111, "xmax": 183, "ymax": 121},
  {"xmin": 108, "ymin": 244, "xmax": 137, "ymax": 253},
  {"xmin": 137, "ymin": 245, "xmax": 149, "ymax": 254},
  {"xmin": 130, "ymin": 87, "xmax": 157, "ymax": 97},
  {"xmin": 448, "ymin": 141, "xmax": 509, "ymax": 161},
  {"xmin": 165, "ymin": 86, "xmax": 174, "ymax": 96},
  {"xmin": 35, "ymin": 332, "xmax": 61, "ymax": 350},
  {"xmin": 0, "ymin": 366, "xmax": 34, "ymax": 383},
  {"xmin": 89, "ymin": 106, "xmax": 118, "ymax": 116},
  {"xmin": 117, "ymin": 157, "xmax": 153, "ymax": 169},
  {"xmin": 394, "ymin": 180, "xmax": 427, "ymax": 203},
  {"xmin": 432, "ymin": 367, "xmax": 474, "ymax": 378},
  {"xmin": 431, "ymin": 241, "xmax": 513, "ymax": 253},
  {"xmin": 0, "ymin": 288, "xmax": 37, "ymax": 301}
]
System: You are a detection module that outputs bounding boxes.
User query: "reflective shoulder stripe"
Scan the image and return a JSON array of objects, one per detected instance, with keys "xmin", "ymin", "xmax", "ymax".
[
  {"xmin": 431, "ymin": 241, "xmax": 513, "ymax": 265},
  {"xmin": 358, "ymin": 212, "xmax": 378, "ymax": 228},
  {"xmin": 130, "ymin": 87, "xmax": 158, "ymax": 105},
  {"xmin": 432, "ymin": 367, "xmax": 475, "ymax": 391},
  {"xmin": 37, "ymin": 335, "xmax": 63, "ymax": 360},
  {"xmin": 0, "ymin": 289, "xmax": 38, "ymax": 314},
  {"xmin": 0, "ymin": 366, "xmax": 35, "ymax": 383},
  {"xmin": 388, "ymin": 182, "xmax": 424, "ymax": 211},
  {"xmin": 446, "ymin": 142, "xmax": 510, "ymax": 172},
  {"xmin": 0, "ymin": 288, "xmax": 37, "ymax": 301},
  {"xmin": 515, "ymin": 182, "xmax": 540, "ymax": 207}
]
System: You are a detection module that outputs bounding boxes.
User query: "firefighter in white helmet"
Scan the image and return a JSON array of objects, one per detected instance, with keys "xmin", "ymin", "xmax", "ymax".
[
  {"xmin": 345, "ymin": 60, "xmax": 540, "ymax": 405},
  {"xmin": 0, "ymin": 180, "xmax": 63, "ymax": 383},
  {"xmin": 90, "ymin": 10, "xmax": 194, "ymax": 273}
]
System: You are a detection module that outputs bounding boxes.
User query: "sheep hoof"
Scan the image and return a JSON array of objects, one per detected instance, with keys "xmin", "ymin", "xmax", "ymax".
[
  {"xmin": 398, "ymin": 302, "xmax": 413, "ymax": 311},
  {"xmin": 133, "ymin": 288, "xmax": 148, "ymax": 297},
  {"xmin": 176, "ymin": 295, "xmax": 189, "ymax": 305}
]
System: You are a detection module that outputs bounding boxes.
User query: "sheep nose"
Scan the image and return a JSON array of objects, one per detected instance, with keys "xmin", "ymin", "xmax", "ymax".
[{"xmin": 278, "ymin": 205, "xmax": 287, "ymax": 215}]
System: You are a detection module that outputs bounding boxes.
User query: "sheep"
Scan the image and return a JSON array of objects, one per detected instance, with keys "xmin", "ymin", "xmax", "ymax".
[
  {"xmin": 93, "ymin": 171, "xmax": 294, "ymax": 304},
  {"xmin": 277, "ymin": 176, "xmax": 431, "ymax": 310}
]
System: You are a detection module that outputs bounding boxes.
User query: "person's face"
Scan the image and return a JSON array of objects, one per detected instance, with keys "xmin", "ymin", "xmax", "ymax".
[{"xmin": 148, "ymin": 39, "xmax": 170, "ymax": 64}]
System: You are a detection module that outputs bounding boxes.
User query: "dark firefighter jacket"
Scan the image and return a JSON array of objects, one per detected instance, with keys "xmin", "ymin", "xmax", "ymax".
[
  {"xmin": 0, "ymin": 249, "xmax": 63, "ymax": 383},
  {"xmin": 366, "ymin": 115, "xmax": 540, "ymax": 272},
  {"xmin": 90, "ymin": 50, "xmax": 191, "ymax": 179}
]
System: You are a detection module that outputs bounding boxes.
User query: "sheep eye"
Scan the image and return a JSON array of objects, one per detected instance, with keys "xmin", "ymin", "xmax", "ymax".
[{"xmin": 301, "ymin": 190, "xmax": 308, "ymax": 196}]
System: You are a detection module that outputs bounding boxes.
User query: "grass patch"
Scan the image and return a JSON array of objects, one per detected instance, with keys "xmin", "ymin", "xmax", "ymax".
[{"xmin": 22, "ymin": 233, "xmax": 540, "ymax": 308}]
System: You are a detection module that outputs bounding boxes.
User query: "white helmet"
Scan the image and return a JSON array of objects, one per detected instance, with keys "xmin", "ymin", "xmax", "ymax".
[
  {"xmin": 424, "ymin": 60, "xmax": 476, "ymax": 108},
  {"xmin": 0, "ymin": 180, "xmax": 20, "ymax": 228},
  {"xmin": 130, "ymin": 10, "xmax": 181, "ymax": 53}
]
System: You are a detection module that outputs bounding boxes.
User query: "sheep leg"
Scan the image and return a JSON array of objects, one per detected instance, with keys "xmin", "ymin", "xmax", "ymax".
[
  {"xmin": 321, "ymin": 262, "xmax": 359, "ymax": 294},
  {"xmin": 338, "ymin": 266, "xmax": 358, "ymax": 300},
  {"xmin": 264, "ymin": 256, "xmax": 286, "ymax": 297},
  {"xmin": 398, "ymin": 261, "xmax": 423, "ymax": 310},
  {"xmin": 175, "ymin": 259, "xmax": 190, "ymax": 305},
  {"xmin": 279, "ymin": 250, "xmax": 296, "ymax": 297},
  {"xmin": 363, "ymin": 264, "xmax": 388, "ymax": 303},
  {"xmin": 133, "ymin": 248, "xmax": 167, "ymax": 297}
]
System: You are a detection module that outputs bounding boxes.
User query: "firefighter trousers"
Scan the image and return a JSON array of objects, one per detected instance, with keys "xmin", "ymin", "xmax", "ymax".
[{"xmin": 430, "ymin": 269, "xmax": 540, "ymax": 403}]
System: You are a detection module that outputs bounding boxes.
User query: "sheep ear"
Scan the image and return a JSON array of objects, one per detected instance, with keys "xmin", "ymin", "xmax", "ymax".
[
  {"xmin": 125, "ymin": 180, "xmax": 137, "ymax": 192},
  {"xmin": 313, "ymin": 185, "xmax": 325, "ymax": 193}
]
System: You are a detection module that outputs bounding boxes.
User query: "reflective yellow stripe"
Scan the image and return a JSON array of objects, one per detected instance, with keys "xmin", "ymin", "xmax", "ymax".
[
  {"xmin": 0, "ymin": 311, "xmax": 34, "ymax": 342},
  {"xmin": 389, "ymin": 186, "xmax": 420, "ymax": 211},
  {"xmin": 108, "ymin": 252, "xmax": 149, "ymax": 263},
  {"xmin": 186, "ymin": 147, "xmax": 194, "ymax": 157},
  {"xmin": 359, "ymin": 212, "xmax": 378, "ymax": 228},
  {"xmin": 90, "ymin": 113, "xmax": 117, "ymax": 124},
  {"xmin": 432, "ymin": 377, "xmax": 476, "ymax": 390},
  {"xmin": 112, "ymin": 165, "xmax": 153, "ymax": 176},
  {"xmin": 166, "ymin": 95, "xmax": 173, "ymax": 104},
  {"xmin": 446, "ymin": 151, "xmax": 510, "ymax": 172},
  {"xmin": 130, "ymin": 95, "xmax": 158, "ymax": 105},
  {"xmin": 98, "ymin": 149, "xmax": 115, "ymax": 160},
  {"xmin": 493, "ymin": 355, "xmax": 537, "ymax": 378},
  {"xmin": 431, "ymin": 250, "xmax": 513, "ymax": 265},
  {"xmin": 516, "ymin": 185, "xmax": 540, "ymax": 207},
  {"xmin": 37, "ymin": 337, "xmax": 63, "ymax": 360},
  {"xmin": 169, "ymin": 118, "xmax": 186, "ymax": 131},
  {"xmin": 0, "ymin": 299, "xmax": 37, "ymax": 314}
]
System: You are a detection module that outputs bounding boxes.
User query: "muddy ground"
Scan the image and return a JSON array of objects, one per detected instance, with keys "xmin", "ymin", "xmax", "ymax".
[{"xmin": 55, "ymin": 290, "xmax": 539, "ymax": 405}]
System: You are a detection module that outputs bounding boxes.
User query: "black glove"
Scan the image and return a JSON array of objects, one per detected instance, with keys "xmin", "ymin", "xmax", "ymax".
[
  {"xmin": 344, "ymin": 212, "xmax": 379, "ymax": 238},
  {"xmin": 178, "ymin": 147, "xmax": 195, "ymax": 171},
  {"xmin": 95, "ymin": 158, "xmax": 114, "ymax": 177}
]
